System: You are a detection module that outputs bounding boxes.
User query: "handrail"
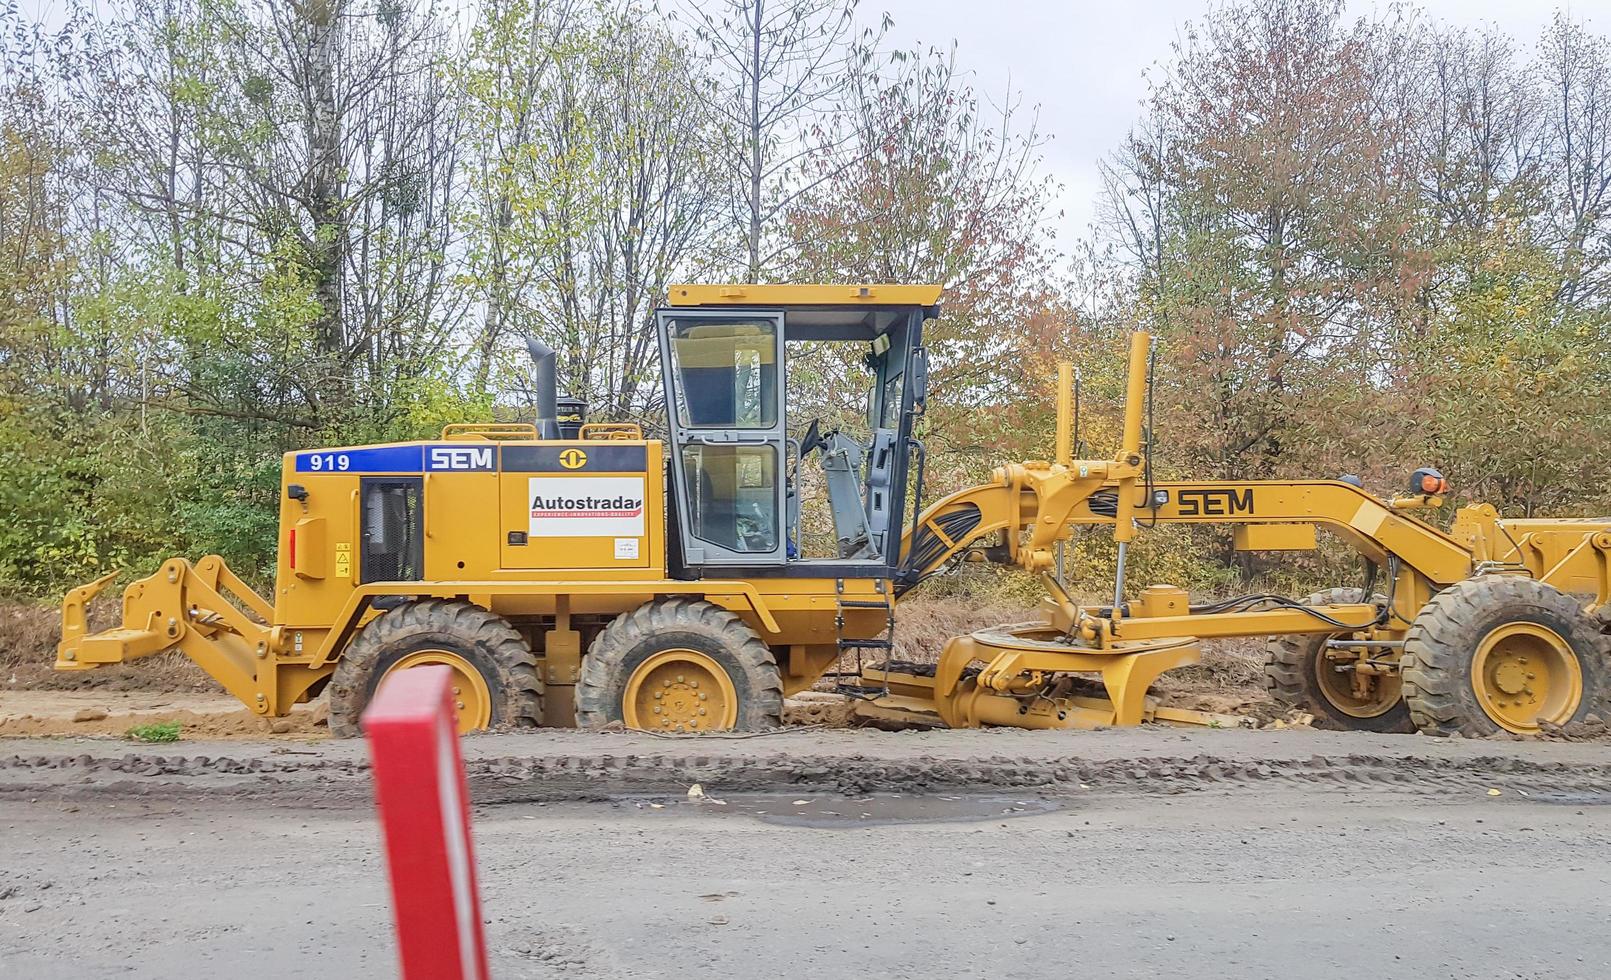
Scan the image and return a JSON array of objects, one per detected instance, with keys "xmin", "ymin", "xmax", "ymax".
[
  {"xmin": 440, "ymin": 423, "xmax": 538, "ymax": 440},
  {"xmin": 581, "ymin": 423, "xmax": 644, "ymax": 441}
]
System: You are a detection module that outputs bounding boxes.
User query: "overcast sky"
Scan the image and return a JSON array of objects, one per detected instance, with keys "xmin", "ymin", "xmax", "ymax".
[
  {"xmin": 16, "ymin": 0, "xmax": 1595, "ymax": 250},
  {"xmin": 861, "ymin": 0, "xmax": 1592, "ymax": 249}
]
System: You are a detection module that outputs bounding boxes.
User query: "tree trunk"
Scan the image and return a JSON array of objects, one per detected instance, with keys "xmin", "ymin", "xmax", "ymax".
[
  {"xmin": 305, "ymin": 0, "xmax": 347, "ymax": 356},
  {"xmin": 746, "ymin": 0, "xmax": 764, "ymax": 281}
]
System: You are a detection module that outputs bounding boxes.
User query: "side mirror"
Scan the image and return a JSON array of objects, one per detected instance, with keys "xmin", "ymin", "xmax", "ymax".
[
  {"xmin": 910, "ymin": 347, "xmax": 929, "ymax": 413},
  {"xmin": 800, "ymin": 417, "xmax": 825, "ymax": 457}
]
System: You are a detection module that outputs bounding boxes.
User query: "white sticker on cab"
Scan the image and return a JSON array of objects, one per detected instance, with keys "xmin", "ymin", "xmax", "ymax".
[{"xmin": 614, "ymin": 538, "xmax": 640, "ymax": 560}]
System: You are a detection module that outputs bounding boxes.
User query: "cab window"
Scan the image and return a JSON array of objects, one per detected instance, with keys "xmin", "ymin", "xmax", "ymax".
[{"xmin": 666, "ymin": 319, "xmax": 777, "ymax": 429}]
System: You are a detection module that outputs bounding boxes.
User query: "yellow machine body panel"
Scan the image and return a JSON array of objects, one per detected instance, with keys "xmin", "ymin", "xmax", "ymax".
[
  {"xmin": 494, "ymin": 443, "xmax": 662, "ymax": 571},
  {"xmin": 273, "ymin": 438, "xmax": 669, "ymax": 627}
]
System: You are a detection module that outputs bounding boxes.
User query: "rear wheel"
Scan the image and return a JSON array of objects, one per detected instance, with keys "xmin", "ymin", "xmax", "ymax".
[
  {"xmin": 1263, "ymin": 588, "xmax": 1415, "ymax": 733},
  {"xmin": 328, "ymin": 600, "xmax": 542, "ymax": 738},
  {"xmin": 1402, "ymin": 577, "xmax": 1606, "ymax": 737},
  {"xmin": 576, "ymin": 598, "xmax": 782, "ymax": 732}
]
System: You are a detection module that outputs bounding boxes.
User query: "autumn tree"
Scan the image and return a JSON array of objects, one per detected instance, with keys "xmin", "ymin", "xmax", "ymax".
[
  {"xmin": 1538, "ymin": 13, "xmax": 1611, "ymax": 309},
  {"xmin": 456, "ymin": 0, "xmax": 579, "ymax": 387},
  {"xmin": 458, "ymin": 2, "xmax": 726, "ymax": 421},
  {"xmin": 786, "ymin": 46, "xmax": 1060, "ymax": 481},
  {"xmin": 1101, "ymin": 0, "xmax": 1429, "ymax": 484}
]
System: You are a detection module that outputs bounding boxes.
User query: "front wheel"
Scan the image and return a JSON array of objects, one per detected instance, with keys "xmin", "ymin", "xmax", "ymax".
[
  {"xmin": 327, "ymin": 600, "xmax": 542, "ymax": 738},
  {"xmin": 576, "ymin": 598, "xmax": 783, "ymax": 732},
  {"xmin": 1402, "ymin": 577, "xmax": 1607, "ymax": 736}
]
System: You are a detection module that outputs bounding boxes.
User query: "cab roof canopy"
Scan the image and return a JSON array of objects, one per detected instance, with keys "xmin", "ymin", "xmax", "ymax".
[{"xmin": 666, "ymin": 284, "xmax": 941, "ymax": 342}]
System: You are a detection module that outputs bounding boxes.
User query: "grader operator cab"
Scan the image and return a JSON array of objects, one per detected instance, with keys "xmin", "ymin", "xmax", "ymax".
[
  {"xmin": 657, "ymin": 284, "xmax": 930, "ymax": 573},
  {"xmin": 57, "ymin": 284, "xmax": 1611, "ymax": 738}
]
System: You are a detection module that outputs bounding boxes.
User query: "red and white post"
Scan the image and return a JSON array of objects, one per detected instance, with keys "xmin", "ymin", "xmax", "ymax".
[{"xmin": 362, "ymin": 665, "xmax": 491, "ymax": 980}]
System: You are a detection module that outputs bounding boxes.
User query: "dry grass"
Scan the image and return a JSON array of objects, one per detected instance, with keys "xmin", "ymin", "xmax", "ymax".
[
  {"xmin": 1, "ymin": 598, "xmax": 218, "ymax": 693},
  {"xmin": 0, "ymin": 599, "xmax": 64, "ymax": 669},
  {"xmin": 1151, "ymin": 637, "xmax": 1267, "ymax": 694}
]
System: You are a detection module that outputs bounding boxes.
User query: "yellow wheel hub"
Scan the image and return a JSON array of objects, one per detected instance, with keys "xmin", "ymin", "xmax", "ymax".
[
  {"xmin": 622, "ymin": 649, "xmax": 738, "ymax": 733},
  {"xmin": 1471, "ymin": 622, "xmax": 1583, "ymax": 734},
  {"xmin": 386, "ymin": 650, "xmax": 492, "ymax": 734},
  {"xmin": 1316, "ymin": 638, "xmax": 1402, "ymax": 719}
]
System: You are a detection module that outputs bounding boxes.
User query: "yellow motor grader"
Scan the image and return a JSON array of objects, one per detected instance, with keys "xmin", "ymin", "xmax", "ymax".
[{"xmin": 57, "ymin": 285, "xmax": 1610, "ymax": 737}]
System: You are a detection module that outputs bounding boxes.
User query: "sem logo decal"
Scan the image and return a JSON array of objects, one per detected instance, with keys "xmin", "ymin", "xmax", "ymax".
[
  {"xmin": 426, "ymin": 445, "xmax": 495, "ymax": 471},
  {"xmin": 1177, "ymin": 488, "xmax": 1255, "ymax": 517},
  {"xmin": 558, "ymin": 448, "xmax": 588, "ymax": 469}
]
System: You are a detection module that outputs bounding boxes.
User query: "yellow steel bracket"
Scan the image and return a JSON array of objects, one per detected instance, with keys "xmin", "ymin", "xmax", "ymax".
[
  {"xmin": 1109, "ymin": 330, "xmax": 1152, "ymax": 547},
  {"xmin": 1543, "ymin": 530, "xmax": 1611, "ymax": 618},
  {"xmin": 1040, "ymin": 573, "xmax": 1080, "ymax": 633},
  {"xmin": 55, "ymin": 557, "xmax": 278, "ymax": 712},
  {"xmin": 441, "ymin": 423, "xmax": 538, "ymax": 441},
  {"xmin": 55, "ymin": 569, "xmax": 122, "ymax": 670},
  {"xmin": 1595, "ymin": 532, "xmax": 1611, "ymax": 617}
]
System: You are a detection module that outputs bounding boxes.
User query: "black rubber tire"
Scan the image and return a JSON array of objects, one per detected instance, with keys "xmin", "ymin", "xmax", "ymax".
[
  {"xmin": 576, "ymin": 598, "xmax": 783, "ymax": 731},
  {"xmin": 327, "ymin": 600, "xmax": 542, "ymax": 738},
  {"xmin": 1402, "ymin": 577, "xmax": 1607, "ymax": 737},
  {"xmin": 1263, "ymin": 588, "xmax": 1415, "ymax": 733}
]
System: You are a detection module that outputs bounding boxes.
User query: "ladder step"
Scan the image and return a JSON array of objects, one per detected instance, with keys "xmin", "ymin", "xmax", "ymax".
[
  {"xmin": 836, "ymin": 599, "xmax": 893, "ymax": 609},
  {"xmin": 838, "ymin": 638, "xmax": 893, "ymax": 650}
]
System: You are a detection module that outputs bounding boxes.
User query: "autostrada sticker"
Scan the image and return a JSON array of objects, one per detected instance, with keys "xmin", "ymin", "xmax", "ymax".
[{"xmin": 528, "ymin": 477, "xmax": 646, "ymax": 537}]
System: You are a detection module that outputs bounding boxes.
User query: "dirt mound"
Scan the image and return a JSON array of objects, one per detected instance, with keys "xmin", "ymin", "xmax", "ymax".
[
  {"xmin": 7, "ymin": 657, "xmax": 220, "ymax": 693},
  {"xmin": 887, "ymin": 598, "xmax": 1034, "ymax": 661},
  {"xmin": 782, "ymin": 693, "xmax": 856, "ymax": 727},
  {"xmin": 8, "ymin": 732, "xmax": 1611, "ymax": 803},
  {"xmin": 3, "ymin": 597, "xmax": 220, "ymax": 693}
]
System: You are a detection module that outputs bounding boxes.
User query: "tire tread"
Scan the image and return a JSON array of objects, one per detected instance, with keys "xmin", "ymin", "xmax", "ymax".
[
  {"xmin": 327, "ymin": 599, "xmax": 540, "ymax": 738},
  {"xmin": 575, "ymin": 598, "xmax": 783, "ymax": 731}
]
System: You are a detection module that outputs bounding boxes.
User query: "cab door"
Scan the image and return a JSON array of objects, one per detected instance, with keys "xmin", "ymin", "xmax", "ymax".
[{"xmin": 656, "ymin": 309, "xmax": 786, "ymax": 566}]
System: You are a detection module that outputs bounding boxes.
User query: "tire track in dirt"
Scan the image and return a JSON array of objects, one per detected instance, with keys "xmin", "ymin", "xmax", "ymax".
[{"xmin": 4, "ymin": 747, "xmax": 1610, "ymax": 803}]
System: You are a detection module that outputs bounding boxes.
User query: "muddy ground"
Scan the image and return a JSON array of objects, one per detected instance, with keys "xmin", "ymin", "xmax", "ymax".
[{"xmin": 3, "ymin": 728, "xmax": 1611, "ymax": 978}]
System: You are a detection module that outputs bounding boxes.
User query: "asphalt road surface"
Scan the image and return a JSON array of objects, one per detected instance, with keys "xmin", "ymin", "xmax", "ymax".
[{"xmin": 3, "ymin": 727, "xmax": 1609, "ymax": 978}]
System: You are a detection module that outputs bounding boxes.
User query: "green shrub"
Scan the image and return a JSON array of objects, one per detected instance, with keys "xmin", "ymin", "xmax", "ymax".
[{"xmin": 126, "ymin": 721, "xmax": 181, "ymax": 743}]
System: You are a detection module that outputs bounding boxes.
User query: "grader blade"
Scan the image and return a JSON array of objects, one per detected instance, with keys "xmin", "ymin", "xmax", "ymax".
[
  {"xmin": 851, "ymin": 668, "xmax": 1252, "ymax": 730},
  {"xmin": 852, "ymin": 625, "xmax": 1254, "ymax": 731}
]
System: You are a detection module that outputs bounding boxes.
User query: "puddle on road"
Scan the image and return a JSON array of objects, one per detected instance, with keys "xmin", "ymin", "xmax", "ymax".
[{"xmin": 671, "ymin": 792, "xmax": 1062, "ymax": 828}]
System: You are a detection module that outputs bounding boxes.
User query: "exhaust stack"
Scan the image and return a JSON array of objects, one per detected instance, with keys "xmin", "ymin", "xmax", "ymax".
[
  {"xmin": 525, "ymin": 337, "xmax": 560, "ymax": 439},
  {"xmin": 556, "ymin": 396, "xmax": 588, "ymax": 440}
]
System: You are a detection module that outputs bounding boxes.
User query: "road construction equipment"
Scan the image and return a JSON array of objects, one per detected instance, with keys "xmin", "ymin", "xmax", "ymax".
[
  {"xmin": 855, "ymin": 331, "xmax": 1610, "ymax": 736},
  {"xmin": 58, "ymin": 286, "xmax": 1610, "ymax": 737}
]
